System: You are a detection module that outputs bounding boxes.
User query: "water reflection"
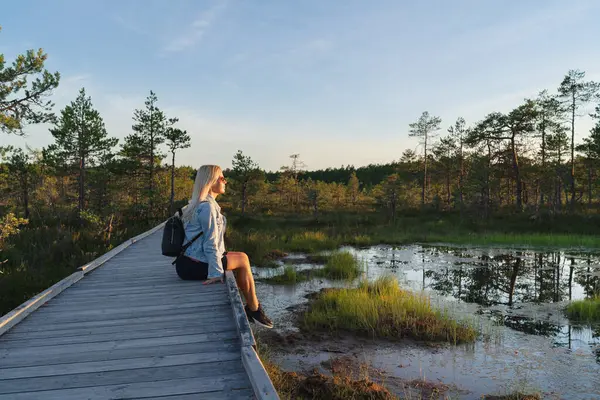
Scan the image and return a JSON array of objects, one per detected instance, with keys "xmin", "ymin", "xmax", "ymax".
[
  {"xmin": 350, "ymin": 244, "xmax": 600, "ymax": 363},
  {"xmin": 363, "ymin": 245, "xmax": 600, "ymax": 306}
]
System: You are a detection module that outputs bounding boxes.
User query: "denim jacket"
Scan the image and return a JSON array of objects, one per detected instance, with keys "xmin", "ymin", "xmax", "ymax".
[{"xmin": 183, "ymin": 195, "xmax": 227, "ymax": 279}]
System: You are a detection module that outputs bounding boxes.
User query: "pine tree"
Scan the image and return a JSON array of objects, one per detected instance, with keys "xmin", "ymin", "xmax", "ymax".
[
  {"xmin": 447, "ymin": 117, "xmax": 467, "ymax": 207},
  {"xmin": 0, "ymin": 146, "xmax": 36, "ymax": 218},
  {"xmin": 0, "ymin": 26, "xmax": 60, "ymax": 135},
  {"xmin": 347, "ymin": 171, "xmax": 360, "ymax": 206},
  {"xmin": 122, "ymin": 91, "xmax": 177, "ymax": 217},
  {"xmin": 557, "ymin": 69, "xmax": 600, "ymax": 207},
  {"xmin": 576, "ymin": 102, "xmax": 600, "ymax": 205},
  {"xmin": 470, "ymin": 101, "xmax": 538, "ymax": 210},
  {"xmin": 47, "ymin": 88, "xmax": 118, "ymax": 213},
  {"xmin": 231, "ymin": 150, "xmax": 262, "ymax": 215},
  {"xmin": 534, "ymin": 90, "xmax": 563, "ymax": 206},
  {"xmin": 164, "ymin": 127, "xmax": 191, "ymax": 214},
  {"xmin": 409, "ymin": 111, "xmax": 441, "ymax": 205}
]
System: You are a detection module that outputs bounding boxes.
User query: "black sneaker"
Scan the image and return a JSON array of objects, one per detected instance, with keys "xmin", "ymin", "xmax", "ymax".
[{"xmin": 245, "ymin": 304, "xmax": 273, "ymax": 329}]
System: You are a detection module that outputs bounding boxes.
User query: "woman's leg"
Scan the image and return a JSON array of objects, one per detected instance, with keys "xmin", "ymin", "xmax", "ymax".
[
  {"xmin": 225, "ymin": 251, "xmax": 259, "ymax": 310},
  {"xmin": 225, "ymin": 251, "xmax": 273, "ymax": 328}
]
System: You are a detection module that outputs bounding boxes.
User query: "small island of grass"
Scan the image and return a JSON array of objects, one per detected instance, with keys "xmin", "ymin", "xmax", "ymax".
[
  {"xmin": 566, "ymin": 297, "xmax": 600, "ymax": 322},
  {"xmin": 301, "ymin": 275, "xmax": 477, "ymax": 344}
]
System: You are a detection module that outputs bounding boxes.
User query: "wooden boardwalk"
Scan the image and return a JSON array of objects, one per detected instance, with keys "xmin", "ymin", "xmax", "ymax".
[{"xmin": 0, "ymin": 224, "xmax": 278, "ymax": 399}]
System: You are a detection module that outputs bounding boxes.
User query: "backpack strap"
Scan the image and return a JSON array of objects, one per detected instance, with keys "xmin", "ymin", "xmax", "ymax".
[{"xmin": 171, "ymin": 200, "xmax": 209, "ymax": 265}]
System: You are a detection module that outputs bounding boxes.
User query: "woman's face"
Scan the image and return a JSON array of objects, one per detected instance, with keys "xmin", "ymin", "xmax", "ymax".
[{"xmin": 211, "ymin": 172, "xmax": 227, "ymax": 195}]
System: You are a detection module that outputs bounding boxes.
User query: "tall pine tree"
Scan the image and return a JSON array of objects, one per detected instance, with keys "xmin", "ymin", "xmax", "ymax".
[
  {"xmin": 409, "ymin": 111, "xmax": 441, "ymax": 205},
  {"xmin": 557, "ymin": 69, "xmax": 599, "ymax": 207},
  {"xmin": 122, "ymin": 91, "xmax": 177, "ymax": 217},
  {"xmin": 47, "ymin": 88, "xmax": 118, "ymax": 213},
  {"xmin": 164, "ymin": 127, "xmax": 191, "ymax": 214}
]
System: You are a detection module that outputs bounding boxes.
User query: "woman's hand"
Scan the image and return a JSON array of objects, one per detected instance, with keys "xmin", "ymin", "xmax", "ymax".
[{"xmin": 203, "ymin": 276, "xmax": 223, "ymax": 285}]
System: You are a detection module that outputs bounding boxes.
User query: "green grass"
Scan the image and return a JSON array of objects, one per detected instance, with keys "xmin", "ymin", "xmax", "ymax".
[
  {"xmin": 566, "ymin": 297, "xmax": 600, "ymax": 321},
  {"xmin": 287, "ymin": 231, "xmax": 338, "ymax": 253},
  {"xmin": 301, "ymin": 275, "xmax": 477, "ymax": 344},
  {"xmin": 315, "ymin": 250, "xmax": 363, "ymax": 281},
  {"xmin": 262, "ymin": 251, "xmax": 362, "ymax": 284},
  {"xmin": 263, "ymin": 265, "xmax": 309, "ymax": 285}
]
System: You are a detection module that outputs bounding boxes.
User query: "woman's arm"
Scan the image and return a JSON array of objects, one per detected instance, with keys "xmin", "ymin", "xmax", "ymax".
[{"xmin": 197, "ymin": 204, "xmax": 224, "ymax": 279}]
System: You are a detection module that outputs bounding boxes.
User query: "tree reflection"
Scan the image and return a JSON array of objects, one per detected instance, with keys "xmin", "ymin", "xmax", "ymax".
[{"xmin": 420, "ymin": 248, "xmax": 600, "ymax": 307}]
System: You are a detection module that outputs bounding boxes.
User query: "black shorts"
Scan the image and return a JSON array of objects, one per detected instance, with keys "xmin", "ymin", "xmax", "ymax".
[{"xmin": 175, "ymin": 253, "xmax": 228, "ymax": 280}]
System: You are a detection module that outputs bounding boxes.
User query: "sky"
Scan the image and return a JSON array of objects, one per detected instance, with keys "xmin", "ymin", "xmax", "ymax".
[{"xmin": 2, "ymin": 0, "xmax": 600, "ymax": 172}]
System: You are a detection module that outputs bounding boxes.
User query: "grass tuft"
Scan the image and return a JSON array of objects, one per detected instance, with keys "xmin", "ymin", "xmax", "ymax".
[
  {"xmin": 565, "ymin": 296, "xmax": 600, "ymax": 321},
  {"xmin": 288, "ymin": 231, "xmax": 338, "ymax": 253},
  {"xmin": 264, "ymin": 265, "xmax": 309, "ymax": 285},
  {"xmin": 316, "ymin": 250, "xmax": 363, "ymax": 281},
  {"xmin": 301, "ymin": 275, "xmax": 477, "ymax": 344}
]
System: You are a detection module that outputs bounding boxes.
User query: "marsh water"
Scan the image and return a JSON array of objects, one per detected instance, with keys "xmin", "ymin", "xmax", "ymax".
[{"xmin": 254, "ymin": 244, "xmax": 600, "ymax": 399}]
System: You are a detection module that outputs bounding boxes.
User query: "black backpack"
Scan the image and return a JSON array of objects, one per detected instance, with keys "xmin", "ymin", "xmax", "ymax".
[{"xmin": 161, "ymin": 204, "xmax": 205, "ymax": 263}]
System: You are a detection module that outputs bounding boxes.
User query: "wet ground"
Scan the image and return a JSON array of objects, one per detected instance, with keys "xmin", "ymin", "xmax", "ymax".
[{"xmin": 253, "ymin": 244, "xmax": 600, "ymax": 399}]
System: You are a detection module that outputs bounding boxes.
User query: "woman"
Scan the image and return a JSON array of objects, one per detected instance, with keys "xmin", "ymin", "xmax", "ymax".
[{"xmin": 177, "ymin": 164, "xmax": 273, "ymax": 328}]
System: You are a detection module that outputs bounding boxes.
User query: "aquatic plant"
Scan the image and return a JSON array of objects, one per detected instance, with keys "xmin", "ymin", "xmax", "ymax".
[
  {"xmin": 566, "ymin": 296, "xmax": 600, "ymax": 322},
  {"xmin": 302, "ymin": 275, "xmax": 477, "ymax": 344},
  {"xmin": 263, "ymin": 265, "xmax": 309, "ymax": 285},
  {"xmin": 316, "ymin": 250, "xmax": 363, "ymax": 280}
]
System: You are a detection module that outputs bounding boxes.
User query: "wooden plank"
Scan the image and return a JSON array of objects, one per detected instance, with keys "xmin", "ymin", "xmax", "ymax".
[
  {"xmin": 49, "ymin": 293, "xmax": 226, "ymax": 305},
  {"xmin": 1, "ymin": 318, "xmax": 236, "ymax": 341},
  {"xmin": 66, "ymin": 282, "xmax": 209, "ymax": 291},
  {"xmin": 43, "ymin": 292, "xmax": 228, "ymax": 308},
  {"xmin": 87, "ymin": 264, "xmax": 172, "ymax": 271},
  {"xmin": 0, "ymin": 351, "xmax": 242, "ymax": 380},
  {"xmin": 8, "ymin": 312, "xmax": 232, "ymax": 333},
  {"xmin": 50, "ymin": 291, "xmax": 223, "ymax": 303},
  {"xmin": 132, "ymin": 391, "xmax": 255, "ymax": 400},
  {"xmin": 61, "ymin": 283, "xmax": 226, "ymax": 295},
  {"xmin": 51, "ymin": 286, "xmax": 226, "ymax": 299},
  {"xmin": 78, "ymin": 221, "xmax": 167, "ymax": 275},
  {"xmin": 75, "ymin": 276, "xmax": 178, "ymax": 285},
  {"xmin": 241, "ymin": 346, "xmax": 279, "ymax": 400},
  {"xmin": 0, "ymin": 331, "xmax": 239, "ymax": 360},
  {"xmin": 0, "ymin": 360, "xmax": 245, "ymax": 394},
  {"xmin": 0, "ymin": 340, "xmax": 241, "ymax": 368},
  {"xmin": 0, "ymin": 323, "xmax": 237, "ymax": 348},
  {"xmin": 0, "ymin": 271, "xmax": 84, "ymax": 336},
  {"xmin": 36, "ymin": 297, "xmax": 230, "ymax": 315},
  {"xmin": 24, "ymin": 304, "xmax": 232, "ymax": 324},
  {"xmin": 225, "ymin": 271, "xmax": 255, "ymax": 348},
  {"xmin": 0, "ymin": 372, "xmax": 251, "ymax": 400}
]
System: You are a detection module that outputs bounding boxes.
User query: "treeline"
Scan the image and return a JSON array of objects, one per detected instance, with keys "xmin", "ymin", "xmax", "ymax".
[{"xmin": 254, "ymin": 70, "xmax": 600, "ymax": 218}]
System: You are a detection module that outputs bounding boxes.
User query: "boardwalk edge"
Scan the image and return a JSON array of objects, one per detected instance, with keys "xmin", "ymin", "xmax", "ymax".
[{"xmin": 225, "ymin": 270, "xmax": 280, "ymax": 399}]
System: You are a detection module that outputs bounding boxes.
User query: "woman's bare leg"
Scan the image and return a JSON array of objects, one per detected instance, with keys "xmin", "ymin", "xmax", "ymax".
[{"xmin": 225, "ymin": 251, "xmax": 259, "ymax": 311}]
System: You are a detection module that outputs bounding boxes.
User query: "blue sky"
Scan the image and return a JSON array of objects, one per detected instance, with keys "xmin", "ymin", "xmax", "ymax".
[{"xmin": 2, "ymin": 0, "xmax": 600, "ymax": 171}]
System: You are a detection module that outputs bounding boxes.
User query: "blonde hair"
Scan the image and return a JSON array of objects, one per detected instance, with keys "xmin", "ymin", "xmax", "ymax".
[{"xmin": 182, "ymin": 165, "xmax": 222, "ymax": 223}]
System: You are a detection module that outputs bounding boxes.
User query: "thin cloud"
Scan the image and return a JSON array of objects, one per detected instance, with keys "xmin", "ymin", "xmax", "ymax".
[
  {"xmin": 450, "ymin": 1, "xmax": 596, "ymax": 52},
  {"xmin": 112, "ymin": 15, "xmax": 153, "ymax": 37},
  {"xmin": 162, "ymin": 0, "xmax": 228, "ymax": 54}
]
